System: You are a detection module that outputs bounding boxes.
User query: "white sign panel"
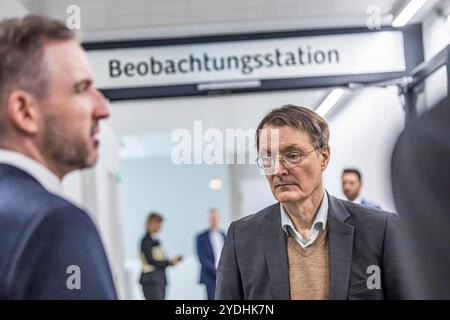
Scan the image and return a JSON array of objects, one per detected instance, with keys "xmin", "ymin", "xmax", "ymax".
[{"xmin": 87, "ymin": 31, "xmax": 406, "ymax": 90}]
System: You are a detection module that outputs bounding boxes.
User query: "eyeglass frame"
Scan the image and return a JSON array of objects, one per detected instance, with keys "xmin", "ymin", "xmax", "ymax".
[{"xmin": 255, "ymin": 144, "xmax": 324, "ymax": 170}]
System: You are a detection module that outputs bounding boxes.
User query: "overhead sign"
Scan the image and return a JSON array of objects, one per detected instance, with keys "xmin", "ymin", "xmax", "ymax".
[{"xmin": 83, "ymin": 25, "xmax": 423, "ymax": 100}]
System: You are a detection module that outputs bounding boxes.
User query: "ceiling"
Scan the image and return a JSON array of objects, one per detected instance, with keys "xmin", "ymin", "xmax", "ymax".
[{"xmin": 18, "ymin": 0, "xmax": 414, "ymax": 41}]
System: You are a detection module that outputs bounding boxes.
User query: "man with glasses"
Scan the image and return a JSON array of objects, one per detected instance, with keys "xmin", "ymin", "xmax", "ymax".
[{"xmin": 216, "ymin": 105, "xmax": 405, "ymax": 300}]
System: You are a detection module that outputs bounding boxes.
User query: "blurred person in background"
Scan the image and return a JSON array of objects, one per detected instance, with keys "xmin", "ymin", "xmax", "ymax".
[
  {"xmin": 342, "ymin": 168, "xmax": 381, "ymax": 209},
  {"xmin": 139, "ymin": 212, "xmax": 182, "ymax": 300},
  {"xmin": 195, "ymin": 208, "xmax": 226, "ymax": 300}
]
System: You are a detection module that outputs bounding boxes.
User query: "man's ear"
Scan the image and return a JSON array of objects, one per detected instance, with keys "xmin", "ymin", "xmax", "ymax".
[
  {"xmin": 6, "ymin": 90, "xmax": 42, "ymax": 135},
  {"xmin": 320, "ymin": 145, "xmax": 331, "ymax": 170}
]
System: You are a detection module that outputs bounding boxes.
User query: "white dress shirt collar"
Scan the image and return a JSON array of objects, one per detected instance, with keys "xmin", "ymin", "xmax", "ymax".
[
  {"xmin": 352, "ymin": 194, "xmax": 363, "ymax": 205},
  {"xmin": 209, "ymin": 228, "xmax": 225, "ymax": 269},
  {"xmin": 0, "ymin": 149, "xmax": 63, "ymax": 197},
  {"xmin": 281, "ymin": 189, "xmax": 329, "ymax": 248}
]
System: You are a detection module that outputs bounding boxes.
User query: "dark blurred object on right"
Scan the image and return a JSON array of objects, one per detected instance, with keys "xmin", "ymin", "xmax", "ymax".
[{"xmin": 391, "ymin": 98, "xmax": 450, "ymax": 299}]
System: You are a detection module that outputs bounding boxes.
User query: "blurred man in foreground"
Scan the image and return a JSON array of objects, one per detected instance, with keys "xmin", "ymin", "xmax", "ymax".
[{"xmin": 0, "ymin": 15, "xmax": 116, "ymax": 299}]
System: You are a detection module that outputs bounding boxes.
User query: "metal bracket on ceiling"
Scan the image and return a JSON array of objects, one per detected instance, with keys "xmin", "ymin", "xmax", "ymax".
[{"xmin": 347, "ymin": 75, "xmax": 416, "ymax": 110}]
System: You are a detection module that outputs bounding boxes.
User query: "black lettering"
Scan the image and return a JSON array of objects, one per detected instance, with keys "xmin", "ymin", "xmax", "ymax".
[
  {"xmin": 109, "ymin": 59, "xmax": 122, "ymax": 78},
  {"xmin": 298, "ymin": 47, "xmax": 306, "ymax": 64},
  {"xmin": 212, "ymin": 57, "xmax": 225, "ymax": 71},
  {"xmin": 328, "ymin": 49, "xmax": 340, "ymax": 63},
  {"xmin": 203, "ymin": 53, "xmax": 211, "ymax": 72},
  {"xmin": 275, "ymin": 49, "xmax": 283, "ymax": 67},
  {"xmin": 241, "ymin": 54, "xmax": 253, "ymax": 75},
  {"xmin": 284, "ymin": 52, "xmax": 296, "ymax": 66},
  {"xmin": 226, "ymin": 56, "xmax": 239, "ymax": 70},
  {"xmin": 124, "ymin": 62, "xmax": 135, "ymax": 77},
  {"xmin": 254, "ymin": 54, "xmax": 263, "ymax": 69},
  {"xmin": 264, "ymin": 53, "xmax": 274, "ymax": 67},
  {"xmin": 189, "ymin": 54, "xmax": 202, "ymax": 72},
  {"xmin": 314, "ymin": 50, "xmax": 326, "ymax": 64},
  {"xmin": 136, "ymin": 62, "xmax": 149, "ymax": 75},
  {"xmin": 164, "ymin": 59, "xmax": 176, "ymax": 74},
  {"xmin": 150, "ymin": 57, "xmax": 162, "ymax": 75},
  {"xmin": 306, "ymin": 46, "xmax": 313, "ymax": 63},
  {"xmin": 178, "ymin": 59, "xmax": 188, "ymax": 73}
]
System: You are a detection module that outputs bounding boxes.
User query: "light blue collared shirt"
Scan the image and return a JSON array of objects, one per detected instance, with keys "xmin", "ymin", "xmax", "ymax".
[{"xmin": 281, "ymin": 190, "xmax": 329, "ymax": 248}]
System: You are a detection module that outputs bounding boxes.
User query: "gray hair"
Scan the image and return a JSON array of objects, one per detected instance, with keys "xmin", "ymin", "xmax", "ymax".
[{"xmin": 256, "ymin": 104, "xmax": 329, "ymax": 151}]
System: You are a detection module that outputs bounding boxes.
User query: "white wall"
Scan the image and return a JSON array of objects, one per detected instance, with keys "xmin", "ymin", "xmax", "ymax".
[
  {"xmin": 91, "ymin": 123, "xmax": 127, "ymax": 299},
  {"xmin": 323, "ymin": 87, "xmax": 404, "ymax": 211},
  {"xmin": 228, "ymin": 164, "xmax": 274, "ymax": 219},
  {"xmin": 0, "ymin": 0, "xmax": 28, "ymax": 19}
]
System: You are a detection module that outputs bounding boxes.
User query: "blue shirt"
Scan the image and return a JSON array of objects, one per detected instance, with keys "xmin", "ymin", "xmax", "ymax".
[{"xmin": 281, "ymin": 190, "xmax": 329, "ymax": 248}]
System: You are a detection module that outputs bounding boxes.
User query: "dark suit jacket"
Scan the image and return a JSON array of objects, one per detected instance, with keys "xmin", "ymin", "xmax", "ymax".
[
  {"xmin": 0, "ymin": 164, "xmax": 117, "ymax": 299},
  {"xmin": 216, "ymin": 193, "xmax": 405, "ymax": 300},
  {"xmin": 139, "ymin": 233, "xmax": 170, "ymax": 286},
  {"xmin": 196, "ymin": 229, "xmax": 226, "ymax": 287},
  {"xmin": 391, "ymin": 98, "xmax": 450, "ymax": 299}
]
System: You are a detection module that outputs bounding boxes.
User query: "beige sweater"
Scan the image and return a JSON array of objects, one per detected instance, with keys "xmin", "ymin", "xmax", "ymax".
[{"xmin": 287, "ymin": 228, "xmax": 329, "ymax": 300}]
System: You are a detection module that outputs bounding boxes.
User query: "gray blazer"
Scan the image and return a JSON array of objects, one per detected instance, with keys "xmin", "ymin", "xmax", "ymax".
[{"xmin": 216, "ymin": 194, "xmax": 405, "ymax": 300}]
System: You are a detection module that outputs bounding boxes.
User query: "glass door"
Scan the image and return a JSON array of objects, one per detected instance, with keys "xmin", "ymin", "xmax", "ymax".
[{"xmin": 404, "ymin": 45, "xmax": 450, "ymax": 121}]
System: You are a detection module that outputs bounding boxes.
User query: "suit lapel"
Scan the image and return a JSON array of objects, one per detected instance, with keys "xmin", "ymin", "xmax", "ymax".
[
  {"xmin": 261, "ymin": 204, "xmax": 290, "ymax": 300},
  {"xmin": 327, "ymin": 195, "xmax": 355, "ymax": 300}
]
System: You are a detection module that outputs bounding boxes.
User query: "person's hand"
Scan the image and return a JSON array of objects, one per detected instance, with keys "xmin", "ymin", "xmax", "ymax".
[{"xmin": 169, "ymin": 255, "xmax": 183, "ymax": 265}]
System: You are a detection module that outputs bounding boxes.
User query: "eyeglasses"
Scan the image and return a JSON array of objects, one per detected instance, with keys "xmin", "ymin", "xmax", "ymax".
[{"xmin": 256, "ymin": 146, "xmax": 322, "ymax": 170}]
